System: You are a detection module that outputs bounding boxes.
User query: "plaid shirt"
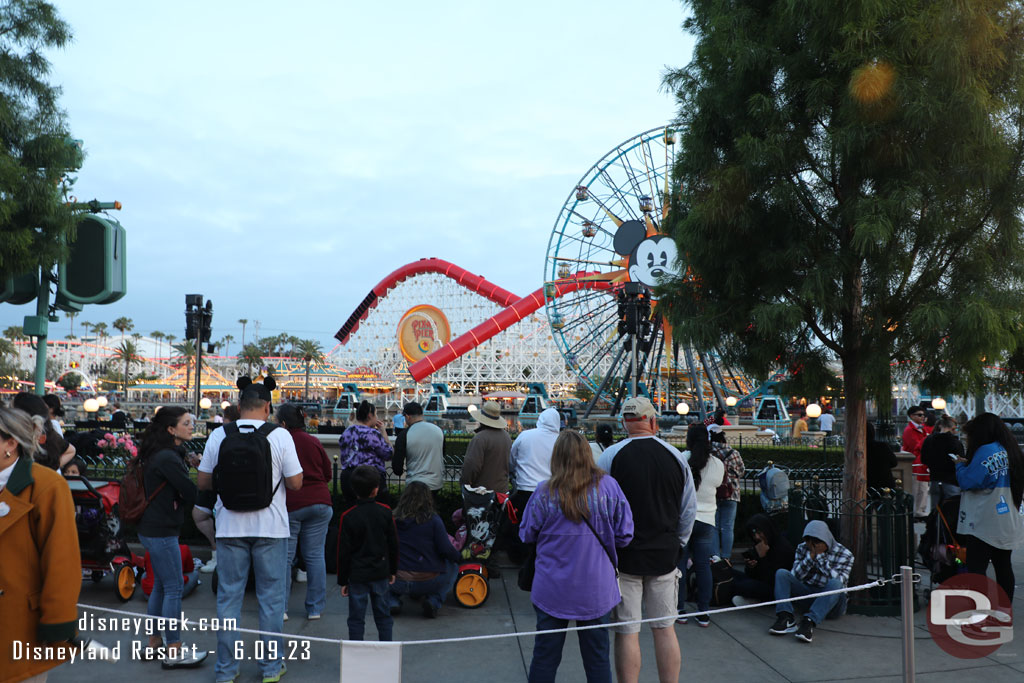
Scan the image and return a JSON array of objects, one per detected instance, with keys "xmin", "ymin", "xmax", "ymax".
[
  {"xmin": 792, "ymin": 539, "xmax": 854, "ymax": 587},
  {"xmin": 712, "ymin": 442, "xmax": 744, "ymax": 502}
]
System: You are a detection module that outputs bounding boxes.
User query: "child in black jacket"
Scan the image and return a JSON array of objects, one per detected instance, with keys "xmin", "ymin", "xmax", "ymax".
[{"xmin": 337, "ymin": 465, "xmax": 399, "ymax": 640}]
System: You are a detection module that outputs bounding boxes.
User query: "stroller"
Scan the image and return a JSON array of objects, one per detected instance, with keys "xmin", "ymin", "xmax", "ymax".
[
  {"xmin": 918, "ymin": 495, "xmax": 966, "ymax": 589},
  {"xmin": 67, "ymin": 475, "xmax": 145, "ymax": 601},
  {"xmin": 451, "ymin": 485, "xmax": 517, "ymax": 608}
]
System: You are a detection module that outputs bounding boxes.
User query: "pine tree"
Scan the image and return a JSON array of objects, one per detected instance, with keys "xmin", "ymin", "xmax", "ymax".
[{"xmin": 663, "ymin": 1, "xmax": 1024, "ymax": 556}]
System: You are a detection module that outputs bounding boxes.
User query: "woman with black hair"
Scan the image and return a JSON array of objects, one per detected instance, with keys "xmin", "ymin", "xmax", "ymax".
[
  {"xmin": 677, "ymin": 423, "xmax": 724, "ymax": 627},
  {"xmin": 956, "ymin": 412, "xmax": 1024, "ymax": 601},
  {"xmin": 279, "ymin": 403, "xmax": 334, "ymax": 620},
  {"xmin": 338, "ymin": 400, "xmax": 393, "ymax": 505},
  {"xmin": 589, "ymin": 423, "xmax": 615, "ymax": 459},
  {"xmin": 136, "ymin": 406, "xmax": 206, "ymax": 668}
]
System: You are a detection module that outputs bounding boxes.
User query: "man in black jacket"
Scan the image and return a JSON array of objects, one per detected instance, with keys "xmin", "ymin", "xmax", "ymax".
[{"xmin": 337, "ymin": 465, "xmax": 399, "ymax": 640}]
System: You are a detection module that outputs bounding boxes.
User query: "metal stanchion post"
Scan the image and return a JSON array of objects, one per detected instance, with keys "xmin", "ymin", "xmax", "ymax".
[{"xmin": 900, "ymin": 564, "xmax": 915, "ymax": 682}]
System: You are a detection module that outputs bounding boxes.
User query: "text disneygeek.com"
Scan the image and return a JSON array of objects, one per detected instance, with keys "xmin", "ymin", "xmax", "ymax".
[{"xmin": 77, "ymin": 610, "xmax": 236, "ymax": 634}]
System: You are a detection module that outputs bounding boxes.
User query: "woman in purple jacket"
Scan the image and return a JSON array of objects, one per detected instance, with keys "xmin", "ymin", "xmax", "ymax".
[{"xmin": 520, "ymin": 430, "xmax": 634, "ymax": 683}]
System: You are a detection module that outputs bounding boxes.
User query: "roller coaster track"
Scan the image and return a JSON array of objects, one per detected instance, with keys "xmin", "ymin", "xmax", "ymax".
[{"xmin": 334, "ymin": 257, "xmax": 614, "ymax": 382}]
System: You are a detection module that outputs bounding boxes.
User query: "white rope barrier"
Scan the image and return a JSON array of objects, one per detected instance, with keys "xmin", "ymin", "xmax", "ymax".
[{"xmin": 76, "ymin": 577, "xmax": 889, "ymax": 646}]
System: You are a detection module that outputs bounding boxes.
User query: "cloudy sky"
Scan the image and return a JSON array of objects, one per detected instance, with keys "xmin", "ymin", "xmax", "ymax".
[{"xmin": 1, "ymin": 0, "xmax": 695, "ymax": 353}]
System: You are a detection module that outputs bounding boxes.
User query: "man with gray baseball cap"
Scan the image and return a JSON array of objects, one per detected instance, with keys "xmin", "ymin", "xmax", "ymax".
[{"xmin": 597, "ymin": 396, "xmax": 696, "ymax": 683}]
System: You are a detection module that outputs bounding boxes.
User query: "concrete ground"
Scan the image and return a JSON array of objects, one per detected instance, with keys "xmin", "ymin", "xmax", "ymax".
[{"xmin": 52, "ymin": 545, "xmax": 1024, "ymax": 683}]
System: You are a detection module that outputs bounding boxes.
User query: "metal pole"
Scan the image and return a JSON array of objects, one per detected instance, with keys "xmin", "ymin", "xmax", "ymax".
[
  {"xmin": 194, "ymin": 304, "xmax": 203, "ymax": 418},
  {"xmin": 900, "ymin": 564, "xmax": 915, "ymax": 682},
  {"xmin": 32, "ymin": 268, "xmax": 49, "ymax": 395}
]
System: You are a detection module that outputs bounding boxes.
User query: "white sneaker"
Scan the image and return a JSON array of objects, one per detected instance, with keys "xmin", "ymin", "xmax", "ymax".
[
  {"xmin": 161, "ymin": 648, "xmax": 208, "ymax": 669},
  {"xmin": 295, "ymin": 569, "xmax": 307, "ymax": 583},
  {"xmin": 732, "ymin": 595, "xmax": 758, "ymax": 607},
  {"xmin": 200, "ymin": 552, "xmax": 217, "ymax": 574},
  {"xmin": 283, "ymin": 612, "xmax": 289, "ymax": 622}
]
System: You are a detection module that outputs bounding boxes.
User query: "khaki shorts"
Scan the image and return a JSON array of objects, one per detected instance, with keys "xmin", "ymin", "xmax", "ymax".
[{"xmin": 611, "ymin": 569, "xmax": 681, "ymax": 633}]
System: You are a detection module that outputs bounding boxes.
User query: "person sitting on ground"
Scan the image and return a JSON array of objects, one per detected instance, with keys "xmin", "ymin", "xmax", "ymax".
[
  {"xmin": 921, "ymin": 415, "xmax": 964, "ymax": 510},
  {"xmin": 732, "ymin": 513, "xmax": 794, "ymax": 603},
  {"xmin": 337, "ymin": 465, "xmax": 399, "ymax": 641},
  {"xmin": 388, "ymin": 482, "xmax": 461, "ymax": 618},
  {"xmin": 769, "ymin": 520, "xmax": 854, "ymax": 643},
  {"xmin": 142, "ymin": 544, "xmax": 200, "ymax": 600}
]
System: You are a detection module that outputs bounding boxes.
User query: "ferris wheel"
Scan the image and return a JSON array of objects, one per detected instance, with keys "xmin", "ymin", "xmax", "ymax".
[{"xmin": 544, "ymin": 126, "xmax": 753, "ymax": 415}]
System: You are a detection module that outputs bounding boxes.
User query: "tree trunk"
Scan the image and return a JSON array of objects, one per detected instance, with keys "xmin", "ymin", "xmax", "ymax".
[
  {"xmin": 305, "ymin": 362, "xmax": 311, "ymax": 400},
  {"xmin": 841, "ymin": 265, "xmax": 868, "ymax": 584}
]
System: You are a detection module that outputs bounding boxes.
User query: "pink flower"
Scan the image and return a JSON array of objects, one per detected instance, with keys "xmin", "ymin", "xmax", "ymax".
[
  {"xmin": 97, "ymin": 453, "xmax": 104, "ymax": 459},
  {"xmin": 97, "ymin": 439, "xmax": 107, "ymax": 447},
  {"xmin": 104, "ymin": 433, "xmax": 114, "ymax": 440},
  {"xmin": 129, "ymin": 446, "xmax": 138, "ymax": 456}
]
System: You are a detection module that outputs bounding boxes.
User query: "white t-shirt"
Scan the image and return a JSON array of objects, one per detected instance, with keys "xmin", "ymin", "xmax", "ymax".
[
  {"xmin": 49, "ymin": 418, "xmax": 63, "ymax": 436},
  {"xmin": 819, "ymin": 413, "xmax": 836, "ymax": 432},
  {"xmin": 198, "ymin": 419, "xmax": 303, "ymax": 538}
]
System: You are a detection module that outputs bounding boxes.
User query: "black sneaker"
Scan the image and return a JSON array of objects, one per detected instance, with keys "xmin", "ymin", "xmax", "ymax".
[
  {"xmin": 422, "ymin": 601, "xmax": 438, "ymax": 619},
  {"xmin": 795, "ymin": 616, "xmax": 814, "ymax": 643},
  {"xmin": 769, "ymin": 612, "xmax": 797, "ymax": 635}
]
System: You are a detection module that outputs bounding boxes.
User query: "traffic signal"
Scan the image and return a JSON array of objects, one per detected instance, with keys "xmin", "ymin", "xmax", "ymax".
[
  {"xmin": 0, "ymin": 271, "xmax": 38, "ymax": 305},
  {"xmin": 201, "ymin": 300, "xmax": 213, "ymax": 342},
  {"xmin": 57, "ymin": 214, "xmax": 127, "ymax": 304}
]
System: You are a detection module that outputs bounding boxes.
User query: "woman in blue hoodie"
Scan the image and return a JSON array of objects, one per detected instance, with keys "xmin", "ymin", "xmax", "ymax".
[{"xmin": 956, "ymin": 413, "xmax": 1024, "ymax": 600}]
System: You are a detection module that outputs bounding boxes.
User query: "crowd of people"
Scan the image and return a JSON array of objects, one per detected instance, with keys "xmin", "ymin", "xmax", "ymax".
[{"xmin": 4, "ymin": 386, "xmax": 1024, "ymax": 683}]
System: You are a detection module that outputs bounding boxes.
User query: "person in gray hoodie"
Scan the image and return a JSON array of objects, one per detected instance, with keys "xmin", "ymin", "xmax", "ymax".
[
  {"xmin": 768, "ymin": 520, "xmax": 854, "ymax": 643},
  {"xmin": 508, "ymin": 407, "xmax": 562, "ymax": 561}
]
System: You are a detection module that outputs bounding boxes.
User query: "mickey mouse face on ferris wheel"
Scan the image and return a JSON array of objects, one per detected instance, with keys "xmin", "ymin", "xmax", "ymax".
[{"xmin": 613, "ymin": 219, "xmax": 681, "ymax": 288}]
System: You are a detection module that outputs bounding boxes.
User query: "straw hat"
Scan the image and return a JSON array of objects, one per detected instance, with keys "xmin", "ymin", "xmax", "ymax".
[{"xmin": 469, "ymin": 400, "xmax": 506, "ymax": 429}]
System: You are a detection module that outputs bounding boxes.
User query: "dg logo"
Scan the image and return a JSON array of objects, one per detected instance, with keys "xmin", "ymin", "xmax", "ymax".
[{"xmin": 927, "ymin": 573, "xmax": 1013, "ymax": 658}]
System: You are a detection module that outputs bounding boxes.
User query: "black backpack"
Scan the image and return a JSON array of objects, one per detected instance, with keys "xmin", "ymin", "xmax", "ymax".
[{"xmin": 214, "ymin": 422, "xmax": 281, "ymax": 511}]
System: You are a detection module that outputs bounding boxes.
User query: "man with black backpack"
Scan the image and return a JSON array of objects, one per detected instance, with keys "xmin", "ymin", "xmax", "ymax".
[{"xmin": 197, "ymin": 381, "xmax": 303, "ymax": 683}]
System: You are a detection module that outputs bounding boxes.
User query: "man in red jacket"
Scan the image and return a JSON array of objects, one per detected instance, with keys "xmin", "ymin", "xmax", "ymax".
[{"xmin": 901, "ymin": 406, "xmax": 932, "ymax": 519}]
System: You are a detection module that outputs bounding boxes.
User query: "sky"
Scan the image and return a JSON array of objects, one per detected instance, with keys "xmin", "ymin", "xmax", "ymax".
[{"xmin": 1, "ymin": 0, "xmax": 696, "ymax": 354}]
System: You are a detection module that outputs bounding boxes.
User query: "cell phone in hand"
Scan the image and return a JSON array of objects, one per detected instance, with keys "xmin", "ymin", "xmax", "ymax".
[{"xmin": 948, "ymin": 453, "xmax": 959, "ymax": 460}]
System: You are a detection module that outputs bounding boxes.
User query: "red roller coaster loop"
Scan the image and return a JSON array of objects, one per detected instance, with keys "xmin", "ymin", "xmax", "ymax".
[
  {"xmin": 408, "ymin": 278, "xmax": 613, "ymax": 382},
  {"xmin": 334, "ymin": 258, "xmax": 521, "ymax": 345}
]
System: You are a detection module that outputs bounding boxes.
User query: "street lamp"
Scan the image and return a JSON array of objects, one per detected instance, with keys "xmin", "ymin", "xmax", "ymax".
[
  {"xmin": 221, "ymin": 401, "xmax": 231, "ymax": 410},
  {"xmin": 931, "ymin": 397, "xmax": 946, "ymax": 411},
  {"xmin": 96, "ymin": 395, "xmax": 108, "ymax": 408},
  {"xmin": 83, "ymin": 398, "xmax": 99, "ymax": 414},
  {"xmin": 805, "ymin": 403, "xmax": 822, "ymax": 419},
  {"xmin": 725, "ymin": 396, "xmax": 738, "ymax": 407},
  {"xmin": 199, "ymin": 397, "xmax": 212, "ymax": 410},
  {"xmin": 676, "ymin": 402, "xmax": 689, "ymax": 416}
]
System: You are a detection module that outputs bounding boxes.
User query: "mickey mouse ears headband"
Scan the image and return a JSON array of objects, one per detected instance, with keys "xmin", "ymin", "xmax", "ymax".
[{"xmin": 237, "ymin": 375, "xmax": 276, "ymax": 402}]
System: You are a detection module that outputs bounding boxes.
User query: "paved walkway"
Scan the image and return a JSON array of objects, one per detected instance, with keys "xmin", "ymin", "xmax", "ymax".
[{"xmin": 51, "ymin": 545, "xmax": 1024, "ymax": 683}]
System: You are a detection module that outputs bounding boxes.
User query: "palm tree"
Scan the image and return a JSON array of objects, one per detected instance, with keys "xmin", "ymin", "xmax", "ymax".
[
  {"xmin": 93, "ymin": 322, "xmax": 108, "ymax": 345},
  {"xmin": 4, "ymin": 326, "xmax": 26, "ymax": 341},
  {"xmin": 172, "ymin": 341, "xmax": 196, "ymax": 396},
  {"xmin": 238, "ymin": 319, "xmax": 248, "ymax": 348},
  {"xmin": 67, "ymin": 311, "xmax": 78, "ymax": 339},
  {"xmin": 112, "ymin": 340, "xmax": 141, "ymax": 393},
  {"xmin": 295, "ymin": 339, "xmax": 325, "ymax": 399},
  {"xmin": 113, "ymin": 316, "xmax": 134, "ymax": 344},
  {"xmin": 151, "ymin": 331, "xmax": 165, "ymax": 360},
  {"xmin": 220, "ymin": 334, "xmax": 235, "ymax": 356},
  {"xmin": 237, "ymin": 343, "xmax": 262, "ymax": 378}
]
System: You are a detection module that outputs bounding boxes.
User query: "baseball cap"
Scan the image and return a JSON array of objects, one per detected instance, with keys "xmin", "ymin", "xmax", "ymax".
[{"xmin": 621, "ymin": 396, "xmax": 658, "ymax": 419}]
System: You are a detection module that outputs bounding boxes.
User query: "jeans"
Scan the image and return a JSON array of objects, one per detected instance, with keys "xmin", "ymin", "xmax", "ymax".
[
  {"xmin": 389, "ymin": 561, "xmax": 459, "ymax": 610},
  {"xmin": 528, "ymin": 606, "xmax": 611, "ymax": 683},
  {"xmin": 774, "ymin": 569, "xmax": 847, "ymax": 625},
  {"xmin": 286, "ymin": 503, "xmax": 334, "ymax": 617},
  {"xmin": 215, "ymin": 537, "xmax": 288, "ymax": 681},
  {"xmin": 139, "ymin": 534, "xmax": 183, "ymax": 645},
  {"xmin": 678, "ymin": 520, "xmax": 715, "ymax": 612},
  {"xmin": 714, "ymin": 499, "xmax": 738, "ymax": 559},
  {"xmin": 348, "ymin": 579, "xmax": 393, "ymax": 641}
]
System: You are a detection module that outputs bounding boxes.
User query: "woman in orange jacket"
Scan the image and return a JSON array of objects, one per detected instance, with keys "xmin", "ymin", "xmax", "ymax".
[{"xmin": 0, "ymin": 406, "xmax": 82, "ymax": 683}]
